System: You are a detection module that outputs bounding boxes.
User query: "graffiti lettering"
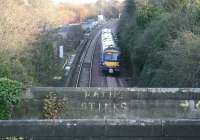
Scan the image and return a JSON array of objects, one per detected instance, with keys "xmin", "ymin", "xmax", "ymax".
[{"xmin": 80, "ymin": 102, "xmax": 128, "ymax": 113}]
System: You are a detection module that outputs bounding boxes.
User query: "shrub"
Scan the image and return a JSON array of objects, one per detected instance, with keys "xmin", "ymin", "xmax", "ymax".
[
  {"xmin": 0, "ymin": 78, "xmax": 23, "ymax": 119},
  {"xmin": 43, "ymin": 92, "xmax": 64, "ymax": 119}
]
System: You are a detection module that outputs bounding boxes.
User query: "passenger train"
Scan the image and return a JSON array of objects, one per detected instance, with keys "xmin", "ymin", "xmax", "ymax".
[{"xmin": 100, "ymin": 28, "xmax": 120, "ymax": 74}]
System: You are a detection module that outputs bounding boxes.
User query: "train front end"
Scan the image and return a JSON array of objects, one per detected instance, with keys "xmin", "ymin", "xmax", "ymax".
[{"xmin": 101, "ymin": 48, "xmax": 120, "ymax": 74}]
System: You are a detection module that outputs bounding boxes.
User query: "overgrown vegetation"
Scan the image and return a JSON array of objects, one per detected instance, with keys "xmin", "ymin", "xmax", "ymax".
[
  {"xmin": 0, "ymin": 78, "xmax": 23, "ymax": 119},
  {"xmin": 0, "ymin": 0, "xmax": 122, "ymax": 118},
  {"xmin": 43, "ymin": 92, "xmax": 64, "ymax": 119},
  {"xmin": 0, "ymin": 0, "xmax": 61, "ymax": 86},
  {"xmin": 119, "ymin": 0, "xmax": 200, "ymax": 87},
  {"xmin": 0, "ymin": 0, "xmax": 121, "ymax": 87}
]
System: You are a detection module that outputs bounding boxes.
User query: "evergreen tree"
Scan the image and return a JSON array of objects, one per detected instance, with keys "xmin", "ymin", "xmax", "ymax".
[{"xmin": 121, "ymin": 0, "xmax": 136, "ymax": 24}]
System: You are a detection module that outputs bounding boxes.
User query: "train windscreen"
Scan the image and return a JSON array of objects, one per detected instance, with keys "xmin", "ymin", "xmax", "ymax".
[{"xmin": 104, "ymin": 53, "xmax": 119, "ymax": 61}]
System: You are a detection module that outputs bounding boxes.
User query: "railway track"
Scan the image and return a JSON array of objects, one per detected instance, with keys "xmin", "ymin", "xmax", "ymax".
[
  {"xmin": 72, "ymin": 20, "xmax": 127, "ymax": 87},
  {"xmin": 106, "ymin": 76, "xmax": 124, "ymax": 87},
  {"xmin": 75, "ymin": 31, "xmax": 101, "ymax": 87}
]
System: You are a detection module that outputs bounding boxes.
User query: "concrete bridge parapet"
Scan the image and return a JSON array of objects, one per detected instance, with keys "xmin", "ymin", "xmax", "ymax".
[
  {"xmin": 25, "ymin": 87, "xmax": 200, "ymax": 100},
  {"xmin": 0, "ymin": 119, "xmax": 200, "ymax": 139}
]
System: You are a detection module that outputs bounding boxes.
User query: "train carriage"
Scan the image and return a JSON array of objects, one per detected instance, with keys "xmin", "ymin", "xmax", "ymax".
[{"xmin": 100, "ymin": 28, "xmax": 121, "ymax": 74}]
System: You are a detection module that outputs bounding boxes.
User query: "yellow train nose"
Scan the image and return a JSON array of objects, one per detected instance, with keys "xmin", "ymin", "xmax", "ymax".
[{"xmin": 104, "ymin": 62, "xmax": 120, "ymax": 68}]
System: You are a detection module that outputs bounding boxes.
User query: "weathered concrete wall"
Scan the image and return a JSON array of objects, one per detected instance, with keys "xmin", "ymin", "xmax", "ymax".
[
  {"xmin": 9, "ymin": 88, "xmax": 200, "ymax": 139},
  {"xmin": 25, "ymin": 87, "xmax": 200, "ymax": 100},
  {"xmin": 0, "ymin": 119, "xmax": 200, "ymax": 140},
  {"xmin": 18, "ymin": 87, "xmax": 200, "ymax": 120}
]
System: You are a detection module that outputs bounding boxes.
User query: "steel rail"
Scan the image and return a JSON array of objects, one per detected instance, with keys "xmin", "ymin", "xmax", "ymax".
[
  {"xmin": 89, "ymin": 37, "xmax": 100, "ymax": 87},
  {"xmin": 75, "ymin": 39, "xmax": 93, "ymax": 87}
]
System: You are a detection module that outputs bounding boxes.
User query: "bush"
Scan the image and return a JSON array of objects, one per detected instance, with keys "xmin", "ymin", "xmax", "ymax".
[
  {"xmin": 33, "ymin": 43, "xmax": 64, "ymax": 86},
  {"xmin": 43, "ymin": 92, "xmax": 64, "ymax": 119},
  {"xmin": 0, "ymin": 78, "xmax": 23, "ymax": 119}
]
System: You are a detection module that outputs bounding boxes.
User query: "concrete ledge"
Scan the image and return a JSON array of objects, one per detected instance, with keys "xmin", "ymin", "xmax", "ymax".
[
  {"xmin": 25, "ymin": 87, "xmax": 200, "ymax": 100},
  {"xmin": 0, "ymin": 119, "xmax": 200, "ymax": 138},
  {"xmin": 164, "ymin": 120, "xmax": 200, "ymax": 136}
]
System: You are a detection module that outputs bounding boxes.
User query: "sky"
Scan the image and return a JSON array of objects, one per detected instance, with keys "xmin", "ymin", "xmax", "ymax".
[{"xmin": 52, "ymin": 0, "xmax": 99, "ymax": 4}]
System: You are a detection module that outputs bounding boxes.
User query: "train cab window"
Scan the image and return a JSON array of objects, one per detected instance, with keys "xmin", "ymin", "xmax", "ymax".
[{"xmin": 104, "ymin": 53, "xmax": 119, "ymax": 61}]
